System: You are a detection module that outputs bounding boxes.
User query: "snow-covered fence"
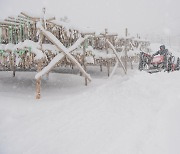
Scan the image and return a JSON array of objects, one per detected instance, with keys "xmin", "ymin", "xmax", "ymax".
[{"xmin": 0, "ymin": 10, "xmax": 150, "ymax": 99}]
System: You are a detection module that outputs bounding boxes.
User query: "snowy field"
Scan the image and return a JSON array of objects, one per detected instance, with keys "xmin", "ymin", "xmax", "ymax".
[{"xmin": 0, "ymin": 65, "xmax": 180, "ymax": 154}]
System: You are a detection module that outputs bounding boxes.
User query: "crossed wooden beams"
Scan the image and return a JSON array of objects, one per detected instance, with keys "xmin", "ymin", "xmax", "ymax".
[
  {"xmin": 35, "ymin": 22, "xmax": 92, "ymax": 81},
  {"xmin": 107, "ymin": 40, "xmax": 127, "ymax": 77},
  {"xmin": 97, "ymin": 31, "xmax": 127, "ymax": 76}
]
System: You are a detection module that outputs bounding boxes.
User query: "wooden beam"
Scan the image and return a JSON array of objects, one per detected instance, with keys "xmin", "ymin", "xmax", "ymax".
[
  {"xmin": 0, "ymin": 21, "xmax": 19, "ymax": 26},
  {"xmin": 5, "ymin": 19, "xmax": 24, "ymax": 24},
  {"xmin": 0, "ymin": 25, "xmax": 8, "ymax": 28},
  {"xmin": 46, "ymin": 17, "xmax": 56, "ymax": 22},
  {"xmin": 18, "ymin": 15, "xmax": 34, "ymax": 22},
  {"xmin": 99, "ymin": 33, "xmax": 118, "ymax": 37},
  {"xmin": 81, "ymin": 32, "xmax": 95, "ymax": 36},
  {"xmin": 8, "ymin": 16, "xmax": 15, "ymax": 20},
  {"xmin": 36, "ymin": 60, "xmax": 42, "ymax": 99},
  {"xmin": 20, "ymin": 12, "xmax": 40, "ymax": 21},
  {"xmin": 48, "ymin": 21, "xmax": 62, "ymax": 28}
]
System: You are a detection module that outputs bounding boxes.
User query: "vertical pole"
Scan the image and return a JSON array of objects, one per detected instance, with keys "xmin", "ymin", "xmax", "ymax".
[
  {"xmin": 83, "ymin": 37, "xmax": 87, "ymax": 86},
  {"xmin": 105, "ymin": 28, "xmax": 108, "ymax": 54},
  {"xmin": 36, "ymin": 61, "xmax": 42, "ymax": 99},
  {"xmin": 125, "ymin": 28, "xmax": 128, "ymax": 72},
  {"xmin": 36, "ymin": 8, "xmax": 46, "ymax": 99},
  {"xmin": 0, "ymin": 27, "xmax": 2, "ymax": 44},
  {"xmin": 105, "ymin": 28, "xmax": 110, "ymax": 75},
  {"xmin": 100, "ymin": 58, "xmax": 103, "ymax": 72},
  {"xmin": 107, "ymin": 61, "xmax": 110, "ymax": 77},
  {"xmin": 13, "ymin": 52, "xmax": 16, "ymax": 77}
]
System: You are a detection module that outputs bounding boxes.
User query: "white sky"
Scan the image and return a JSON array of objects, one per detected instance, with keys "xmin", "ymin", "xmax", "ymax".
[{"xmin": 0, "ymin": 0, "xmax": 180, "ymax": 39}]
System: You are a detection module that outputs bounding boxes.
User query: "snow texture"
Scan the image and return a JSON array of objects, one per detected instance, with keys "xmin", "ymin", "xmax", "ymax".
[{"xmin": 0, "ymin": 68, "xmax": 180, "ymax": 154}]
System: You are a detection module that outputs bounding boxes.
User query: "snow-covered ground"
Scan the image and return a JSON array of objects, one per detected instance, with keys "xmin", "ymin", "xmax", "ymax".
[{"xmin": 0, "ymin": 65, "xmax": 180, "ymax": 154}]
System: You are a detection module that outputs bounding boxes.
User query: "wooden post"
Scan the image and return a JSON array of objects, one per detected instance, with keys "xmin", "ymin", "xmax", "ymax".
[
  {"xmin": 35, "ymin": 8, "xmax": 45, "ymax": 99},
  {"xmin": 104, "ymin": 29, "xmax": 110, "ymax": 75},
  {"xmin": 107, "ymin": 60, "xmax": 110, "ymax": 77},
  {"xmin": 83, "ymin": 38, "xmax": 87, "ymax": 86},
  {"xmin": 125, "ymin": 28, "xmax": 128, "ymax": 37},
  {"xmin": 125, "ymin": 28, "xmax": 128, "ymax": 72},
  {"xmin": 36, "ymin": 31, "xmax": 43, "ymax": 99},
  {"xmin": 130, "ymin": 58, "xmax": 133, "ymax": 69},
  {"xmin": 100, "ymin": 59, "xmax": 103, "ymax": 72},
  {"xmin": 105, "ymin": 28, "xmax": 108, "ymax": 54},
  {"xmin": 46, "ymin": 72, "xmax": 49, "ymax": 80},
  {"xmin": 13, "ymin": 52, "xmax": 16, "ymax": 77},
  {"xmin": 36, "ymin": 60, "xmax": 42, "ymax": 99}
]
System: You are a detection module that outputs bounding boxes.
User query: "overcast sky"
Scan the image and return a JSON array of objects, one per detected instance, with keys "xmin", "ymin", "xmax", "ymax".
[{"xmin": 0, "ymin": 0, "xmax": 180, "ymax": 39}]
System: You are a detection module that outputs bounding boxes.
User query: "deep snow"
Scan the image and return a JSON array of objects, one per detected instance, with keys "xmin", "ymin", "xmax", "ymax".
[{"xmin": 0, "ymin": 65, "xmax": 180, "ymax": 154}]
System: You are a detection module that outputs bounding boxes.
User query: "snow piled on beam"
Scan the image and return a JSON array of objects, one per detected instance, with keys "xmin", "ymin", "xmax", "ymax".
[
  {"xmin": 50, "ymin": 20, "xmax": 95, "ymax": 34},
  {"xmin": 13, "ymin": 40, "xmax": 45, "ymax": 60}
]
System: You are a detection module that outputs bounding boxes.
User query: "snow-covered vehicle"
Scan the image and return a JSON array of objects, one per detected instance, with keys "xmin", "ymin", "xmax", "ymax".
[{"xmin": 139, "ymin": 52, "xmax": 179, "ymax": 73}]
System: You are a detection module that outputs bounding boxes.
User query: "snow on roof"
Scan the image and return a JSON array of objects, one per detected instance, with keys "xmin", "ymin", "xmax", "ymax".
[{"xmin": 50, "ymin": 20, "xmax": 95, "ymax": 34}]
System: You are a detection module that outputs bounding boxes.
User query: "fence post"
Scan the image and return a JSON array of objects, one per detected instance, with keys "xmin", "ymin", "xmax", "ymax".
[{"xmin": 125, "ymin": 28, "xmax": 128, "ymax": 72}]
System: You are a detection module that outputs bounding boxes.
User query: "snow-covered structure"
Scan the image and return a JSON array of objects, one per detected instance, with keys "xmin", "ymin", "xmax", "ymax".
[{"xmin": 0, "ymin": 9, "xmax": 150, "ymax": 99}]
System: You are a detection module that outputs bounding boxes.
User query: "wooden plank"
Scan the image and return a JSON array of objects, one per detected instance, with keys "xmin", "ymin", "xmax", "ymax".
[
  {"xmin": 13, "ymin": 53, "xmax": 16, "ymax": 77},
  {"xmin": 46, "ymin": 17, "xmax": 56, "ymax": 22},
  {"xmin": 18, "ymin": 15, "xmax": 34, "ymax": 22},
  {"xmin": 81, "ymin": 32, "xmax": 95, "ymax": 36},
  {"xmin": 83, "ymin": 42, "xmax": 88, "ymax": 86},
  {"xmin": 5, "ymin": 19, "xmax": 24, "ymax": 24},
  {"xmin": 0, "ymin": 21, "xmax": 19, "ymax": 26},
  {"xmin": 20, "ymin": 12, "xmax": 40, "ymax": 21}
]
